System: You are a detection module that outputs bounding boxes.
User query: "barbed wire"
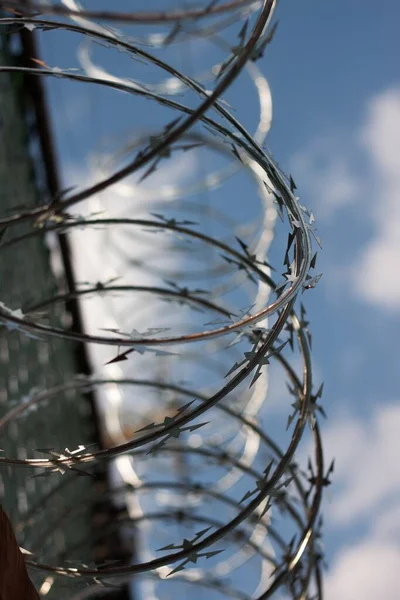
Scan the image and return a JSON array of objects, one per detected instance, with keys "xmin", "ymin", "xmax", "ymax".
[{"xmin": 0, "ymin": 2, "xmax": 329, "ymax": 598}]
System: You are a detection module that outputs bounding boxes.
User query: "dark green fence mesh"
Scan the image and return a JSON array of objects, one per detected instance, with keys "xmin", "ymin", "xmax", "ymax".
[{"xmin": 0, "ymin": 28, "xmax": 99, "ymax": 598}]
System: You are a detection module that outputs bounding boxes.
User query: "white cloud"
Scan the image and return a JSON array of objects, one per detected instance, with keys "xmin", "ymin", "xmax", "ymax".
[
  {"xmin": 319, "ymin": 402, "xmax": 400, "ymax": 599},
  {"xmin": 352, "ymin": 88, "xmax": 400, "ymax": 310},
  {"xmin": 360, "ymin": 89, "xmax": 400, "ymax": 180},
  {"xmin": 291, "ymin": 86, "xmax": 400, "ymax": 311},
  {"xmin": 321, "ymin": 402, "xmax": 400, "ymax": 525},
  {"xmin": 325, "ymin": 540, "xmax": 400, "ymax": 600},
  {"xmin": 290, "ymin": 136, "xmax": 360, "ymax": 218},
  {"xmin": 324, "ymin": 482, "xmax": 400, "ymax": 600},
  {"xmin": 372, "ymin": 503, "xmax": 400, "ymax": 542}
]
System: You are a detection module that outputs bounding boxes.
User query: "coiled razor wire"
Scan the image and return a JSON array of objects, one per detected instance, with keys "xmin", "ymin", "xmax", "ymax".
[{"xmin": 0, "ymin": 2, "xmax": 331, "ymax": 598}]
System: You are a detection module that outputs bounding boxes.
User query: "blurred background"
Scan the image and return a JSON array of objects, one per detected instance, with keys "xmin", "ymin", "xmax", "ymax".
[{"xmin": 0, "ymin": 1, "xmax": 399, "ymax": 599}]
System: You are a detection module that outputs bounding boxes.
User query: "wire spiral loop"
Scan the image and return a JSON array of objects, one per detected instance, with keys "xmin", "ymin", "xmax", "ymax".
[{"xmin": 0, "ymin": 2, "xmax": 329, "ymax": 598}]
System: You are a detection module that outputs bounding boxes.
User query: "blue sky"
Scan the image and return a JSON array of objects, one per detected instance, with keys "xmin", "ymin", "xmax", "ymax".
[
  {"xmin": 37, "ymin": 1, "xmax": 400, "ymax": 597},
  {"xmin": 267, "ymin": 2, "xmax": 400, "ymax": 597}
]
